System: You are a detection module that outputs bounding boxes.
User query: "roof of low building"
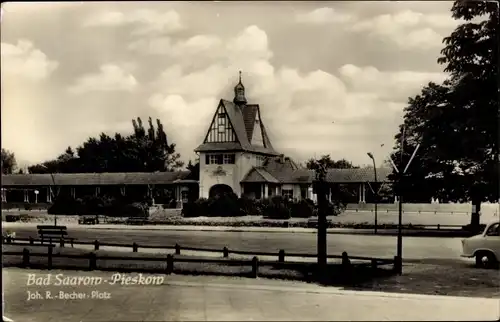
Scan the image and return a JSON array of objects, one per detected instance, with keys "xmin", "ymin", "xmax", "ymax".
[
  {"xmin": 241, "ymin": 156, "xmax": 393, "ymax": 184},
  {"xmin": 1, "ymin": 171, "xmax": 191, "ymax": 186}
]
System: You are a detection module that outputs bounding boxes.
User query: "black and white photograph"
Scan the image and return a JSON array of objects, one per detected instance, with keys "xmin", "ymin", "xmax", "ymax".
[{"xmin": 1, "ymin": 1, "xmax": 499, "ymax": 321}]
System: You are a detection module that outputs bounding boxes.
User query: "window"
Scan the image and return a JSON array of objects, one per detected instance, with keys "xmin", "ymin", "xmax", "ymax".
[
  {"xmin": 223, "ymin": 154, "xmax": 235, "ymax": 164},
  {"xmin": 282, "ymin": 189, "xmax": 293, "ymax": 200},
  {"xmin": 218, "ymin": 124, "xmax": 225, "ymax": 133},
  {"xmin": 218, "ymin": 113, "xmax": 226, "ymax": 123},
  {"xmin": 205, "ymin": 154, "xmax": 234, "ymax": 165},
  {"xmin": 486, "ymin": 223, "xmax": 499, "ymax": 236}
]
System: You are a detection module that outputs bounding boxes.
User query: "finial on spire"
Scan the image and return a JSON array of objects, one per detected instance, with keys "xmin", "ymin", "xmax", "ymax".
[{"xmin": 233, "ymin": 70, "xmax": 247, "ymax": 105}]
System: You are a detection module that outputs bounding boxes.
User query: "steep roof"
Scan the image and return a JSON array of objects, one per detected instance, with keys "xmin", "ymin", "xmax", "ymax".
[
  {"xmin": 241, "ymin": 156, "xmax": 392, "ymax": 184},
  {"xmin": 1, "ymin": 171, "xmax": 191, "ymax": 186},
  {"xmin": 195, "ymin": 99, "xmax": 278, "ymax": 155}
]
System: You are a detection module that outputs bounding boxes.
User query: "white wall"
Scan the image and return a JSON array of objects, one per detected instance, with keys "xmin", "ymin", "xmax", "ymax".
[{"xmin": 199, "ymin": 151, "xmax": 260, "ymax": 198}]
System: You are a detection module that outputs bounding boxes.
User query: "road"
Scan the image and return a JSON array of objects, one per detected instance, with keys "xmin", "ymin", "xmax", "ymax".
[
  {"xmin": 3, "ymin": 268, "xmax": 499, "ymax": 321},
  {"xmin": 5, "ymin": 225, "xmax": 468, "ymax": 263}
]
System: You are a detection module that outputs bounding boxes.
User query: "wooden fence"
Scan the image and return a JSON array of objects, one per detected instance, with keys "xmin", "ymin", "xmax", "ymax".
[{"xmin": 3, "ymin": 237, "xmax": 396, "ymax": 277}]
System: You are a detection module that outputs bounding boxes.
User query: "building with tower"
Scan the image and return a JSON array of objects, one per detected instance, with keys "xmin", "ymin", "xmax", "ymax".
[{"xmin": 1, "ymin": 72, "xmax": 390, "ymax": 208}]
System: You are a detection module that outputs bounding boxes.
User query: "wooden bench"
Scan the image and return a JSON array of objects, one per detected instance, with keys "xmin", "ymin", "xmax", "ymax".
[
  {"xmin": 126, "ymin": 217, "xmax": 148, "ymax": 225},
  {"xmin": 37, "ymin": 225, "xmax": 75, "ymax": 247}
]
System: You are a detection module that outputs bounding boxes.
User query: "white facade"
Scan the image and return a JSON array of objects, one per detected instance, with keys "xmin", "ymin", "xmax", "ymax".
[{"xmin": 199, "ymin": 151, "xmax": 262, "ymax": 198}]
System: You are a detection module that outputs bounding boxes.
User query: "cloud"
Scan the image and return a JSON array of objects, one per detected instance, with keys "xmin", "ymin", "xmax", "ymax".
[
  {"xmin": 148, "ymin": 25, "xmax": 445, "ymax": 165},
  {"xmin": 68, "ymin": 64, "xmax": 138, "ymax": 94},
  {"xmin": 338, "ymin": 64, "xmax": 447, "ymax": 101},
  {"xmin": 129, "ymin": 25, "xmax": 272, "ymax": 63},
  {"xmin": 83, "ymin": 9, "xmax": 183, "ymax": 35},
  {"xmin": 296, "ymin": 7, "xmax": 355, "ymax": 24},
  {"xmin": 350, "ymin": 10, "xmax": 460, "ymax": 50},
  {"xmin": 1, "ymin": 39, "xmax": 58, "ymax": 81}
]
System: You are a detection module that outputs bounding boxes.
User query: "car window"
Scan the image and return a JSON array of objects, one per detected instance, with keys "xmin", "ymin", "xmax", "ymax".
[{"xmin": 485, "ymin": 223, "xmax": 499, "ymax": 236}]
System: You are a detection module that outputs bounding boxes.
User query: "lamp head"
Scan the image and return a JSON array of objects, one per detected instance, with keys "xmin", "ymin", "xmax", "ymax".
[{"xmin": 367, "ymin": 152, "xmax": 374, "ymax": 159}]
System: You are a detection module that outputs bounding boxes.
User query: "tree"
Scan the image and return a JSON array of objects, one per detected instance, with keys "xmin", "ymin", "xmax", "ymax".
[
  {"xmin": 305, "ymin": 155, "xmax": 359, "ymax": 170},
  {"xmin": 1, "ymin": 149, "xmax": 17, "ymax": 174},
  {"xmin": 391, "ymin": 1, "xmax": 498, "ymax": 216},
  {"xmin": 186, "ymin": 159, "xmax": 200, "ymax": 181},
  {"xmin": 29, "ymin": 117, "xmax": 184, "ymax": 173}
]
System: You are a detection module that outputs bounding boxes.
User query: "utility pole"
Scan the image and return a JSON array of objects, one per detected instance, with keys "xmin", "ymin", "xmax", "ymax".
[
  {"xmin": 314, "ymin": 164, "xmax": 328, "ymax": 280},
  {"xmin": 389, "ymin": 126, "xmax": 420, "ymax": 275}
]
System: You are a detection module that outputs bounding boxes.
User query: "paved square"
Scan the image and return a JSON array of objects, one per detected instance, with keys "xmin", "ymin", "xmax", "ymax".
[{"xmin": 3, "ymin": 268, "xmax": 499, "ymax": 321}]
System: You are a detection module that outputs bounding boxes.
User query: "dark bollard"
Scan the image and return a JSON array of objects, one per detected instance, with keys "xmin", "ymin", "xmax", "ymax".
[
  {"xmin": 341, "ymin": 251, "xmax": 351, "ymax": 268},
  {"xmin": 393, "ymin": 255, "xmax": 402, "ymax": 275},
  {"xmin": 29, "ymin": 236, "xmax": 34, "ymax": 245},
  {"xmin": 89, "ymin": 252, "xmax": 97, "ymax": 271},
  {"xmin": 94, "ymin": 240, "xmax": 100, "ymax": 251},
  {"xmin": 251, "ymin": 256, "xmax": 259, "ymax": 278},
  {"xmin": 166, "ymin": 254, "xmax": 174, "ymax": 274},
  {"xmin": 278, "ymin": 249, "xmax": 285, "ymax": 262},
  {"xmin": 22, "ymin": 248, "xmax": 30, "ymax": 268},
  {"xmin": 175, "ymin": 244, "xmax": 180, "ymax": 255},
  {"xmin": 371, "ymin": 259, "xmax": 378, "ymax": 270},
  {"xmin": 133, "ymin": 243, "xmax": 138, "ymax": 252},
  {"xmin": 437, "ymin": 224, "xmax": 440, "ymax": 230},
  {"xmin": 47, "ymin": 246, "xmax": 53, "ymax": 270},
  {"xmin": 223, "ymin": 247, "xmax": 229, "ymax": 258},
  {"xmin": 60, "ymin": 239, "xmax": 65, "ymax": 247}
]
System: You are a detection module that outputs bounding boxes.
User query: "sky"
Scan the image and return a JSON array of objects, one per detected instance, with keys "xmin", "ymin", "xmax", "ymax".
[{"xmin": 0, "ymin": 1, "xmax": 460, "ymax": 169}]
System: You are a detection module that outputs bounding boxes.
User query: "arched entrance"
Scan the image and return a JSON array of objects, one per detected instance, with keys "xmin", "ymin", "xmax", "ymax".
[{"xmin": 209, "ymin": 184, "xmax": 233, "ymax": 198}]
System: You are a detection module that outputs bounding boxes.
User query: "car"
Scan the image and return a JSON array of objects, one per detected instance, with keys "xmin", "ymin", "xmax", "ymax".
[{"xmin": 461, "ymin": 221, "xmax": 500, "ymax": 268}]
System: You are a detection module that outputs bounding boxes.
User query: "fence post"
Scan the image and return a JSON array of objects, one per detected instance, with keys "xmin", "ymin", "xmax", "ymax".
[
  {"xmin": 47, "ymin": 245, "xmax": 53, "ymax": 270},
  {"xmin": 278, "ymin": 249, "xmax": 285, "ymax": 262},
  {"xmin": 133, "ymin": 243, "xmax": 138, "ymax": 252},
  {"xmin": 437, "ymin": 224, "xmax": 440, "ymax": 230},
  {"xmin": 223, "ymin": 247, "xmax": 229, "ymax": 258},
  {"xmin": 29, "ymin": 236, "xmax": 34, "ymax": 245},
  {"xmin": 371, "ymin": 259, "xmax": 377, "ymax": 270},
  {"xmin": 89, "ymin": 252, "xmax": 97, "ymax": 271},
  {"xmin": 175, "ymin": 244, "xmax": 180, "ymax": 255},
  {"xmin": 94, "ymin": 240, "xmax": 100, "ymax": 251},
  {"xmin": 22, "ymin": 248, "xmax": 30, "ymax": 268},
  {"xmin": 393, "ymin": 255, "xmax": 402, "ymax": 275},
  {"xmin": 166, "ymin": 254, "xmax": 174, "ymax": 274},
  {"xmin": 251, "ymin": 256, "xmax": 259, "ymax": 278},
  {"xmin": 341, "ymin": 251, "xmax": 351, "ymax": 269}
]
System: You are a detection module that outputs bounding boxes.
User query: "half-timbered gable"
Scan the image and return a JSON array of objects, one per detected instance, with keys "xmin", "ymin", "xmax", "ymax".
[{"xmin": 204, "ymin": 102, "xmax": 237, "ymax": 143}]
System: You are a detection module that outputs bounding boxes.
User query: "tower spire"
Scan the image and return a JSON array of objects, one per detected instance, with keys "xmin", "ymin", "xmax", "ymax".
[{"xmin": 233, "ymin": 70, "xmax": 247, "ymax": 106}]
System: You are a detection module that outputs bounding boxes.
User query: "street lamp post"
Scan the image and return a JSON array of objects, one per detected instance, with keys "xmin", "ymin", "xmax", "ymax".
[
  {"xmin": 367, "ymin": 152, "xmax": 378, "ymax": 234},
  {"xmin": 40, "ymin": 165, "xmax": 58, "ymax": 226}
]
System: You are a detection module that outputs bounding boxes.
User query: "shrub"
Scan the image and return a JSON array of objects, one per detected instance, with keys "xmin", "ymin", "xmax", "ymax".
[
  {"xmin": 290, "ymin": 199, "xmax": 314, "ymax": 218},
  {"xmin": 47, "ymin": 195, "xmax": 80, "ymax": 215},
  {"xmin": 5, "ymin": 215, "xmax": 20, "ymax": 222},
  {"xmin": 238, "ymin": 196, "xmax": 262, "ymax": 216},
  {"xmin": 182, "ymin": 198, "xmax": 210, "ymax": 217},
  {"xmin": 208, "ymin": 192, "xmax": 243, "ymax": 217},
  {"xmin": 24, "ymin": 203, "xmax": 32, "ymax": 211},
  {"xmin": 121, "ymin": 202, "xmax": 148, "ymax": 217},
  {"xmin": 262, "ymin": 196, "xmax": 291, "ymax": 220}
]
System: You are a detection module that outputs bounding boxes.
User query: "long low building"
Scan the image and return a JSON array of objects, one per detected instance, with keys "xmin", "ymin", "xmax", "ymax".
[
  {"xmin": 1, "ymin": 163, "xmax": 391, "ymax": 206},
  {"xmin": 1, "ymin": 74, "xmax": 393, "ymax": 208}
]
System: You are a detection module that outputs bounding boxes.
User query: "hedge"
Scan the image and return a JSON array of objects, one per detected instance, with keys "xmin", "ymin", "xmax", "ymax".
[
  {"xmin": 48, "ymin": 196, "xmax": 148, "ymax": 217},
  {"xmin": 182, "ymin": 195, "xmax": 346, "ymax": 219}
]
